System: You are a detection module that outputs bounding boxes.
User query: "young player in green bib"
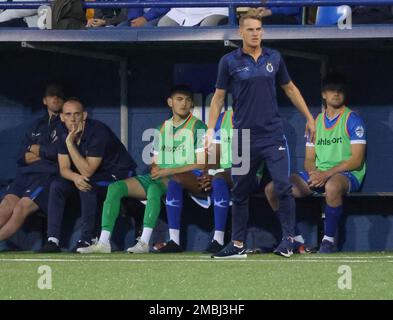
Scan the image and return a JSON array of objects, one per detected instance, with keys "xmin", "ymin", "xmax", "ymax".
[
  {"xmin": 79, "ymin": 85, "xmax": 206, "ymax": 253},
  {"xmin": 154, "ymin": 107, "xmax": 266, "ymax": 254},
  {"xmin": 265, "ymin": 73, "xmax": 366, "ymax": 253}
]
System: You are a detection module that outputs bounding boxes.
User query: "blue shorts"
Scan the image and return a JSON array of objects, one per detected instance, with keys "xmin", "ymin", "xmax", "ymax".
[
  {"xmin": 5, "ymin": 172, "xmax": 56, "ymax": 214},
  {"xmin": 297, "ymin": 171, "xmax": 361, "ymax": 194}
]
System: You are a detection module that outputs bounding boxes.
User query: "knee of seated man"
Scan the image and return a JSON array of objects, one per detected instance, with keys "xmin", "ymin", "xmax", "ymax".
[
  {"xmin": 107, "ymin": 181, "xmax": 126, "ymax": 196},
  {"xmin": 13, "ymin": 200, "xmax": 34, "ymax": 217},
  {"xmin": 171, "ymin": 173, "xmax": 187, "ymax": 185},
  {"xmin": 324, "ymin": 180, "xmax": 345, "ymax": 199},
  {"xmin": 274, "ymin": 182, "xmax": 292, "ymax": 198},
  {"xmin": 264, "ymin": 182, "xmax": 275, "ymax": 197}
]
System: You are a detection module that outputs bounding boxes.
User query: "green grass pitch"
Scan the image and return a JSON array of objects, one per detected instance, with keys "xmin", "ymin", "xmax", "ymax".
[{"xmin": 1, "ymin": 252, "xmax": 392, "ymax": 300}]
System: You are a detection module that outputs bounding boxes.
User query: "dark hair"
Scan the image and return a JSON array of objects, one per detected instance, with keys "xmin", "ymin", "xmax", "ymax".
[
  {"xmin": 169, "ymin": 84, "xmax": 193, "ymax": 99},
  {"xmin": 321, "ymin": 72, "xmax": 347, "ymax": 94},
  {"xmin": 45, "ymin": 84, "xmax": 65, "ymax": 99},
  {"xmin": 239, "ymin": 8, "xmax": 262, "ymax": 26}
]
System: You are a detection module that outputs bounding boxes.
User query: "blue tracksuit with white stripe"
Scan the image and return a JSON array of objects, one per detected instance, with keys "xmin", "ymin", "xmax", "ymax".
[{"xmin": 215, "ymin": 47, "xmax": 295, "ymax": 242}]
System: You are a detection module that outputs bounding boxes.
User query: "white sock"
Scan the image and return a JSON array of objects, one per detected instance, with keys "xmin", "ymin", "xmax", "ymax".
[
  {"xmin": 169, "ymin": 229, "xmax": 180, "ymax": 245},
  {"xmin": 323, "ymin": 235, "xmax": 334, "ymax": 243},
  {"xmin": 48, "ymin": 237, "xmax": 59, "ymax": 246},
  {"xmin": 140, "ymin": 227, "xmax": 153, "ymax": 244},
  {"xmin": 213, "ymin": 231, "xmax": 225, "ymax": 245},
  {"xmin": 99, "ymin": 230, "xmax": 111, "ymax": 244},
  {"xmin": 294, "ymin": 235, "xmax": 305, "ymax": 244},
  {"xmin": 233, "ymin": 242, "xmax": 244, "ymax": 249}
]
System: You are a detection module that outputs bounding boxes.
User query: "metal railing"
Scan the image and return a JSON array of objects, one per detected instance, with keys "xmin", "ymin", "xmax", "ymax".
[{"xmin": 1, "ymin": 0, "xmax": 393, "ymax": 10}]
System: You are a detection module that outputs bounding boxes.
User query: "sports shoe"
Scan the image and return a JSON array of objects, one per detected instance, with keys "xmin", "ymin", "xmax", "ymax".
[
  {"xmin": 153, "ymin": 240, "xmax": 183, "ymax": 253},
  {"xmin": 318, "ymin": 240, "xmax": 336, "ymax": 253},
  {"xmin": 211, "ymin": 242, "xmax": 247, "ymax": 259},
  {"xmin": 204, "ymin": 240, "xmax": 224, "ymax": 254},
  {"xmin": 78, "ymin": 241, "xmax": 111, "ymax": 254},
  {"xmin": 36, "ymin": 240, "xmax": 61, "ymax": 253},
  {"xmin": 127, "ymin": 239, "xmax": 149, "ymax": 253},
  {"xmin": 73, "ymin": 240, "xmax": 92, "ymax": 253},
  {"xmin": 274, "ymin": 237, "xmax": 294, "ymax": 258}
]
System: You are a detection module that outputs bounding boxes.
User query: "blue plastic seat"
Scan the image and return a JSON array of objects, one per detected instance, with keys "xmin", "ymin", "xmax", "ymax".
[{"xmin": 316, "ymin": 6, "xmax": 351, "ymax": 26}]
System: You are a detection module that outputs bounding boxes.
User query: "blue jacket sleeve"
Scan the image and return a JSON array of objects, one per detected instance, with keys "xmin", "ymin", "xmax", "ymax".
[
  {"xmin": 39, "ymin": 142, "xmax": 59, "ymax": 162},
  {"xmin": 16, "ymin": 122, "xmax": 35, "ymax": 166}
]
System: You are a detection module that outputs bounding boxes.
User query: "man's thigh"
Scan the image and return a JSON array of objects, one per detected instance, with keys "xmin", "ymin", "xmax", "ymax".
[
  {"xmin": 173, "ymin": 170, "xmax": 204, "ymax": 195},
  {"xmin": 132, "ymin": 174, "xmax": 166, "ymax": 199},
  {"xmin": 7, "ymin": 173, "xmax": 55, "ymax": 214},
  {"xmin": 261, "ymin": 136, "xmax": 291, "ymax": 191}
]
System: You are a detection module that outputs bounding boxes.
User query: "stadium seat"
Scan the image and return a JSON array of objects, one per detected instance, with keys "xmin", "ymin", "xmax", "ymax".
[{"xmin": 316, "ymin": 5, "xmax": 351, "ymax": 26}]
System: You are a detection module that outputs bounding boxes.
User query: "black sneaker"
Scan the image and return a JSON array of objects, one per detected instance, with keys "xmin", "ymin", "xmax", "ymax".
[
  {"xmin": 204, "ymin": 240, "xmax": 224, "ymax": 254},
  {"xmin": 36, "ymin": 240, "xmax": 61, "ymax": 253},
  {"xmin": 211, "ymin": 242, "xmax": 247, "ymax": 259},
  {"xmin": 153, "ymin": 240, "xmax": 183, "ymax": 253},
  {"xmin": 274, "ymin": 237, "xmax": 294, "ymax": 258},
  {"xmin": 72, "ymin": 240, "xmax": 92, "ymax": 253}
]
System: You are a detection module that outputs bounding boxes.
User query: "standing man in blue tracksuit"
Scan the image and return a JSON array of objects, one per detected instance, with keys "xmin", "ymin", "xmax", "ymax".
[
  {"xmin": 0, "ymin": 84, "xmax": 64, "ymax": 242},
  {"xmin": 208, "ymin": 9, "xmax": 316, "ymax": 258},
  {"xmin": 38, "ymin": 98, "xmax": 137, "ymax": 253}
]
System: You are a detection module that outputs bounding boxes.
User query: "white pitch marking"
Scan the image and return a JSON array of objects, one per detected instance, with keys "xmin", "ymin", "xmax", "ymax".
[{"xmin": 0, "ymin": 258, "xmax": 387, "ymax": 263}]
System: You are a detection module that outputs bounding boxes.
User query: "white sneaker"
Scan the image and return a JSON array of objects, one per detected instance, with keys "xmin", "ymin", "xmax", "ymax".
[
  {"xmin": 127, "ymin": 239, "xmax": 149, "ymax": 253},
  {"xmin": 78, "ymin": 241, "xmax": 111, "ymax": 254}
]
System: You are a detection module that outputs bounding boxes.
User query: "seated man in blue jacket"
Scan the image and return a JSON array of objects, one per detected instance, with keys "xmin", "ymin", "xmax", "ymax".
[
  {"xmin": 118, "ymin": 7, "xmax": 169, "ymax": 27},
  {"xmin": 0, "ymin": 84, "xmax": 64, "ymax": 243}
]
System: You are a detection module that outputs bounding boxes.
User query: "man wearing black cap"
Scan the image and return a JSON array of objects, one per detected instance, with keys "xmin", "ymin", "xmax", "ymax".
[
  {"xmin": 264, "ymin": 73, "xmax": 367, "ymax": 254},
  {"xmin": 0, "ymin": 84, "xmax": 64, "ymax": 243}
]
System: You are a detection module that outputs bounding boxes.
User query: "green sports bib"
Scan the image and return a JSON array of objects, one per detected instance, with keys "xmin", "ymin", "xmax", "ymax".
[
  {"xmin": 315, "ymin": 107, "xmax": 365, "ymax": 184},
  {"xmin": 155, "ymin": 114, "xmax": 207, "ymax": 169}
]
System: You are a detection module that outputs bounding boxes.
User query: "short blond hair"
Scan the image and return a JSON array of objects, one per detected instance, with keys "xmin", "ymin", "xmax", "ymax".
[{"xmin": 239, "ymin": 8, "xmax": 262, "ymax": 26}]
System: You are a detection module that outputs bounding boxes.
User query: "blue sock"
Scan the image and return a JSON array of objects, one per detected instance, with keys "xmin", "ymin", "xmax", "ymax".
[
  {"xmin": 324, "ymin": 204, "xmax": 343, "ymax": 238},
  {"xmin": 166, "ymin": 180, "xmax": 183, "ymax": 230},
  {"xmin": 212, "ymin": 178, "xmax": 230, "ymax": 232}
]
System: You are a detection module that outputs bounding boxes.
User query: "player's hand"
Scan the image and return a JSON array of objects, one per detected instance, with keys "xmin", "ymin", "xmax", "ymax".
[
  {"xmin": 91, "ymin": 19, "xmax": 106, "ymax": 27},
  {"xmin": 29, "ymin": 144, "xmax": 40, "ymax": 156},
  {"xmin": 204, "ymin": 129, "xmax": 215, "ymax": 155},
  {"xmin": 66, "ymin": 122, "xmax": 83, "ymax": 146},
  {"xmin": 151, "ymin": 167, "xmax": 172, "ymax": 180},
  {"xmin": 305, "ymin": 118, "xmax": 316, "ymax": 144},
  {"xmin": 198, "ymin": 174, "xmax": 213, "ymax": 192},
  {"xmin": 25, "ymin": 152, "xmax": 41, "ymax": 164},
  {"xmin": 308, "ymin": 170, "xmax": 329, "ymax": 188},
  {"xmin": 86, "ymin": 18, "xmax": 94, "ymax": 27},
  {"xmin": 73, "ymin": 174, "xmax": 92, "ymax": 192},
  {"xmin": 131, "ymin": 16, "xmax": 147, "ymax": 27},
  {"xmin": 256, "ymin": 7, "xmax": 272, "ymax": 17}
]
